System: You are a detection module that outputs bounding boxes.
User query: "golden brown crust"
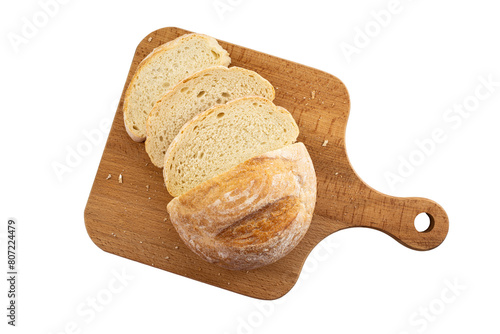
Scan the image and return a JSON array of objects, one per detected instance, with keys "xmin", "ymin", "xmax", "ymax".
[{"xmin": 167, "ymin": 143, "xmax": 317, "ymax": 270}]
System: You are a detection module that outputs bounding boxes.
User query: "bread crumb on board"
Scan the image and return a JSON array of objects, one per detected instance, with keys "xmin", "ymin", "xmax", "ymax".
[
  {"xmin": 311, "ymin": 90, "xmax": 316, "ymax": 99},
  {"xmin": 322, "ymin": 140, "xmax": 329, "ymax": 147},
  {"xmin": 147, "ymin": 37, "xmax": 152, "ymax": 42},
  {"xmin": 146, "ymin": 185, "xmax": 150, "ymax": 191},
  {"xmin": 106, "ymin": 174, "xmax": 112, "ymax": 180},
  {"xmin": 118, "ymin": 174, "xmax": 123, "ymax": 183}
]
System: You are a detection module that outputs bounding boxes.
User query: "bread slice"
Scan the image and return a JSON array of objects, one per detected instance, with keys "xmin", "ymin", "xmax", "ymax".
[
  {"xmin": 167, "ymin": 143, "xmax": 316, "ymax": 270},
  {"xmin": 163, "ymin": 96, "xmax": 299, "ymax": 197},
  {"xmin": 123, "ymin": 33, "xmax": 231, "ymax": 142},
  {"xmin": 145, "ymin": 66, "xmax": 275, "ymax": 167}
]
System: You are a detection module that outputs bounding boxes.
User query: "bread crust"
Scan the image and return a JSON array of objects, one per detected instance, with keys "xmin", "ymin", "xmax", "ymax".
[
  {"xmin": 123, "ymin": 33, "xmax": 231, "ymax": 141},
  {"xmin": 167, "ymin": 143, "xmax": 316, "ymax": 270}
]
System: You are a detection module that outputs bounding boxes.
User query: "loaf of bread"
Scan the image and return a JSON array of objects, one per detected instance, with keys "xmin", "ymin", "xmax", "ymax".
[
  {"xmin": 123, "ymin": 33, "xmax": 231, "ymax": 142},
  {"xmin": 167, "ymin": 143, "xmax": 316, "ymax": 270},
  {"xmin": 145, "ymin": 66, "xmax": 275, "ymax": 167},
  {"xmin": 163, "ymin": 96, "xmax": 299, "ymax": 197},
  {"xmin": 121, "ymin": 32, "xmax": 317, "ymax": 271}
]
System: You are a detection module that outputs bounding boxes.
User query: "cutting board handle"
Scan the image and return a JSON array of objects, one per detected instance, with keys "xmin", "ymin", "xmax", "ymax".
[{"xmin": 339, "ymin": 185, "xmax": 449, "ymax": 251}]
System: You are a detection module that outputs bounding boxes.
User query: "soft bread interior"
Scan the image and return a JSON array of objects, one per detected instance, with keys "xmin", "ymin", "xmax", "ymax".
[
  {"xmin": 123, "ymin": 34, "xmax": 231, "ymax": 141},
  {"xmin": 145, "ymin": 66, "xmax": 275, "ymax": 167},
  {"xmin": 163, "ymin": 96, "xmax": 299, "ymax": 197}
]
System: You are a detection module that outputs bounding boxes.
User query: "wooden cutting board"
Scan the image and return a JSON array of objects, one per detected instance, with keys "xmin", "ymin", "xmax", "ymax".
[{"xmin": 84, "ymin": 27, "xmax": 449, "ymax": 300}]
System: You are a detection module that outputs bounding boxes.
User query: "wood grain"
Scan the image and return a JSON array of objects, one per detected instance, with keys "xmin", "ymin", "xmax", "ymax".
[{"xmin": 84, "ymin": 27, "xmax": 449, "ymax": 300}]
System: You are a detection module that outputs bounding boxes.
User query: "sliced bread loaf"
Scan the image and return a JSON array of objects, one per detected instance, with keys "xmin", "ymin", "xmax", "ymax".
[
  {"xmin": 167, "ymin": 143, "xmax": 316, "ymax": 270},
  {"xmin": 145, "ymin": 66, "xmax": 275, "ymax": 167},
  {"xmin": 163, "ymin": 96, "xmax": 299, "ymax": 197},
  {"xmin": 123, "ymin": 33, "xmax": 231, "ymax": 142}
]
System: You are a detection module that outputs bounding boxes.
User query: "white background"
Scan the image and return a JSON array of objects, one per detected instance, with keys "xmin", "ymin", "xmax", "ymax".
[{"xmin": 1, "ymin": 0, "xmax": 499, "ymax": 333}]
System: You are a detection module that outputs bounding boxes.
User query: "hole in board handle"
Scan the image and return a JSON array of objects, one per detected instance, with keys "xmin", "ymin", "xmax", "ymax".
[{"xmin": 414, "ymin": 212, "xmax": 435, "ymax": 233}]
